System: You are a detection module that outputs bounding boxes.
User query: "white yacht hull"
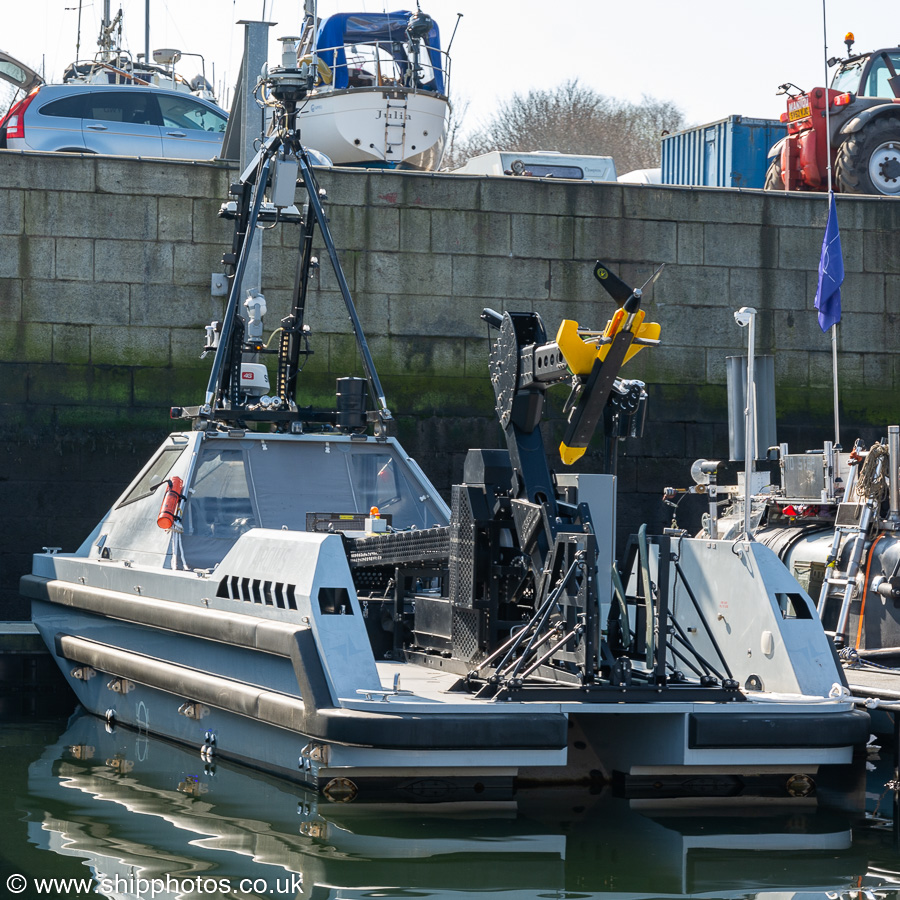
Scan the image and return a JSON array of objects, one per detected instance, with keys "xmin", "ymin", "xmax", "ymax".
[{"xmin": 297, "ymin": 87, "xmax": 448, "ymax": 169}]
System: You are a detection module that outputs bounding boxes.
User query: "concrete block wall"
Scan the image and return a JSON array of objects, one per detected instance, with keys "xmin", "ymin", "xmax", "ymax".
[{"xmin": 2, "ymin": 150, "xmax": 899, "ymax": 617}]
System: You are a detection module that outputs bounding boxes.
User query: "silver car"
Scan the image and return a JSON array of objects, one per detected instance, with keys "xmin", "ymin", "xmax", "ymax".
[{"xmin": 0, "ymin": 52, "xmax": 228, "ymax": 160}]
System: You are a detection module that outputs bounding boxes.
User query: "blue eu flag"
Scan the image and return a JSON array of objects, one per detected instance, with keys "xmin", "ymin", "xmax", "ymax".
[{"xmin": 815, "ymin": 192, "xmax": 844, "ymax": 332}]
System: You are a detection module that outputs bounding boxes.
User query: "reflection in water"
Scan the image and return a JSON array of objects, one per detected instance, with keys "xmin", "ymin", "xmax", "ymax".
[{"xmin": 1, "ymin": 705, "xmax": 898, "ymax": 900}]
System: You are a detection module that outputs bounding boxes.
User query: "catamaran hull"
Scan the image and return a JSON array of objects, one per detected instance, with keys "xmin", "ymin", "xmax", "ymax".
[
  {"xmin": 297, "ymin": 88, "xmax": 448, "ymax": 169},
  {"xmin": 26, "ymin": 577, "xmax": 869, "ymax": 806}
]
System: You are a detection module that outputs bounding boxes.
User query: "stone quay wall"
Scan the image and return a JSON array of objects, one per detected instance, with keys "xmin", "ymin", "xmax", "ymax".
[{"xmin": 2, "ymin": 149, "xmax": 899, "ymax": 617}]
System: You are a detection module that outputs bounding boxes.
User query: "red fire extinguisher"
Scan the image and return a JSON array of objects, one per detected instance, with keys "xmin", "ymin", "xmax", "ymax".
[{"xmin": 157, "ymin": 477, "xmax": 185, "ymax": 530}]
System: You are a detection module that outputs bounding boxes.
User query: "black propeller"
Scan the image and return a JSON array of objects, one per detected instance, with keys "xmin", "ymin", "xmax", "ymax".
[
  {"xmin": 594, "ymin": 261, "xmax": 666, "ymax": 311},
  {"xmin": 593, "ymin": 261, "xmax": 633, "ymax": 307}
]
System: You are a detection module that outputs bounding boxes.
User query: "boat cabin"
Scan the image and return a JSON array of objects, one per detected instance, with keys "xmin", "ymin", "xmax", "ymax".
[
  {"xmin": 84, "ymin": 432, "xmax": 449, "ymax": 570},
  {"xmin": 307, "ymin": 10, "xmax": 447, "ymax": 95}
]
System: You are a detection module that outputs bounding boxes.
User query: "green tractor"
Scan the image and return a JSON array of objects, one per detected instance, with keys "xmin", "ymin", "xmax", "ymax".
[{"xmin": 765, "ymin": 33, "xmax": 900, "ymax": 195}]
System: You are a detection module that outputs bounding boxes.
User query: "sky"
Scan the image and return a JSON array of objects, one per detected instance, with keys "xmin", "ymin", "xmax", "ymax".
[{"xmin": 1, "ymin": 0, "xmax": 894, "ymax": 138}]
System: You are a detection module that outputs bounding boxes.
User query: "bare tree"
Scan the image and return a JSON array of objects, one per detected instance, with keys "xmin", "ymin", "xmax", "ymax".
[
  {"xmin": 1, "ymin": 82, "xmax": 20, "ymax": 117},
  {"xmin": 446, "ymin": 79, "xmax": 685, "ymax": 174},
  {"xmin": 442, "ymin": 96, "xmax": 470, "ymax": 170}
]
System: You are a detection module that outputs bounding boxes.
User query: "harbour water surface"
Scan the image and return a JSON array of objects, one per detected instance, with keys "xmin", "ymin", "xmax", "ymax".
[{"xmin": 1, "ymin": 695, "xmax": 898, "ymax": 900}]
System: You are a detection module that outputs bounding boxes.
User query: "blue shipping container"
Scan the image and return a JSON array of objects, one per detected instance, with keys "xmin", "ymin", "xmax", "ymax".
[{"xmin": 661, "ymin": 116, "xmax": 787, "ymax": 189}]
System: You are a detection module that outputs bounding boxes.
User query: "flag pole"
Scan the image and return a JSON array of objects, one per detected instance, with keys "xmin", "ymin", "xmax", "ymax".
[
  {"xmin": 831, "ymin": 324, "xmax": 839, "ymax": 445},
  {"xmin": 822, "ymin": 0, "xmax": 841, "ymax": 446},
  {"xmin": 823, "ymin": 0, "xmax": 833, "ymax": 196}
]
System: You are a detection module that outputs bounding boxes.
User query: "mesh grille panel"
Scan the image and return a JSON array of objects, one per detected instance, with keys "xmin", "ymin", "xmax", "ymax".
[
  {"xmin": 449, "ymin": 486, "xmax": 475, "ymax": 606},
  {"xmin": 452, "ymin": 607, "xmax": 480, "ymax": 661}
]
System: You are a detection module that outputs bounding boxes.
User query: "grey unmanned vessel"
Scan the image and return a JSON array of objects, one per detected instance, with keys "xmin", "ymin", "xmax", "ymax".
[{"xmin": 23, "ymin": 50, "xmax": 869, "ymax": 806}]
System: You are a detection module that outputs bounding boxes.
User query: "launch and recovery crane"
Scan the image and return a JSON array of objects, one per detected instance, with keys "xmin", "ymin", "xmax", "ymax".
[{"xmin": 343, "ymin": 263, "xmax": 748, "ymax": 700}]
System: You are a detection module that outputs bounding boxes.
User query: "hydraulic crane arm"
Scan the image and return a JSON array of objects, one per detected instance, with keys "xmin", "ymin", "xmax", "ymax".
[{"xmin": 482, "ymin": 261, "xmax": 663, "ymax": 477}]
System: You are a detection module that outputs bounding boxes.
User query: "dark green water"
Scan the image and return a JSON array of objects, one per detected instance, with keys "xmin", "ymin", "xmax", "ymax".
[{"xmin": 1, "ymin": 695, "xmax": 899, "ymax": 900}]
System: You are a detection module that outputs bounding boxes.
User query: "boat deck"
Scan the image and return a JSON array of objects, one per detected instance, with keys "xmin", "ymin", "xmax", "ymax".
[
  {"xmin": 845, "ymin": 665, "xmax": 900, "ymax": 703},
  {"xmin": 371, "ymin": 659, "xmax": 460, "ymax": 701},
  {"xmin": 366, "ymin": 659, "xmax": 853, "ymax": 715}
]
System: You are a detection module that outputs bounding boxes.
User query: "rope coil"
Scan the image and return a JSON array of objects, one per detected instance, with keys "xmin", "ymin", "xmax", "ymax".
[{"xmin": 856, "ymin": 442, "xmax": 889, "ymax": 504}]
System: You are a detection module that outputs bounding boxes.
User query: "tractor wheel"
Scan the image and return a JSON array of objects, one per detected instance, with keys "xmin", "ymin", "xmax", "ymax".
[
  {"xmin": 835, "ymin": 115, "xmax": 900, "ymax": 195},
  {"xmin": 763, "ymin": 157, "xmax": 785, "ymax": 190}
]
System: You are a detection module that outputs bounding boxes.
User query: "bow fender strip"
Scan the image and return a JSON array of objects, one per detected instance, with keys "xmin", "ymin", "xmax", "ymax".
[{"xmin": 53, "ymin": 632, "xmax": 567, "ymax": 750}]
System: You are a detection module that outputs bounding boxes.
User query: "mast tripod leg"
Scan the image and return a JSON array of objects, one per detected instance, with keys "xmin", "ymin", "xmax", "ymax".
[{"xmin": 297, "ymin": 154, "xmax": 392, "ymax": 430}]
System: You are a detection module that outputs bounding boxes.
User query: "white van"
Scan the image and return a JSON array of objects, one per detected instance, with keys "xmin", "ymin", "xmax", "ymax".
[{"xmin": 450, "ymin": 149, "xmax": 616, "ymax": 181}]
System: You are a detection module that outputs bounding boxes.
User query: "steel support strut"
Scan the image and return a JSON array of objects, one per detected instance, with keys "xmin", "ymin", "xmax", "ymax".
[{"xmin": 297, "ymin": 154, "xmax": 392, "ymax": 430}]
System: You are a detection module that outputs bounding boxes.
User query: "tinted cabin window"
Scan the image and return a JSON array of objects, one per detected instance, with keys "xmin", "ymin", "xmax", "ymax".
[
  {"xmin": 117, "ymin": 446, "xmax": 185, "ymax": 508},
  {"xmin": 245, "ymin": 441, "xmax": 441, "ymax": 532},
  {"xmin": 186, "ymin": 448, "xmax": 257, "ymax": 539},
  {"xmin": 341, "ymin": 447, "xmax": 437, "ymax": 529},
  {"xmin": 348, "ymin": 453, "xmax": 402, "ymax": 512}
]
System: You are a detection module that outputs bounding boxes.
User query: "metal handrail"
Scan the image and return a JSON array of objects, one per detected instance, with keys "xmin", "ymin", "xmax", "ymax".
[{"xmin": 314, "ymin": 43, "xmax": 450, "ymax": 94}]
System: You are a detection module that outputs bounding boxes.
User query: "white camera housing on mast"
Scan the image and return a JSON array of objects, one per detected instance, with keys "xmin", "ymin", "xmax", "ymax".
[{"xmin": 244, "ymin": 290, "xmax": 267, "ymax": 341}]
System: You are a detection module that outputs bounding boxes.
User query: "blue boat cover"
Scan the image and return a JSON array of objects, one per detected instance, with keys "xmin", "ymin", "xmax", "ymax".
[{"xmin": 313, "ymin": 10, "xmax": 444, "ymax": 93}]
